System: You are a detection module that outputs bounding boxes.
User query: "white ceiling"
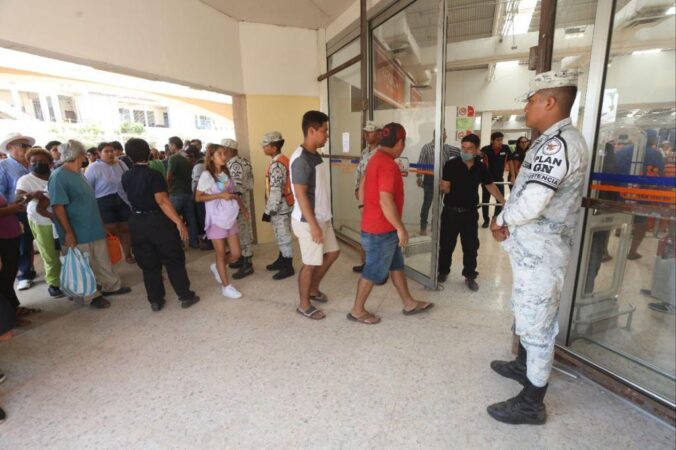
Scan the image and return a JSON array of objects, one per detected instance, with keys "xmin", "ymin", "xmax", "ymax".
[{"xmin": 199, "ymin": 0, "xmax": 356, "ymax": 29}]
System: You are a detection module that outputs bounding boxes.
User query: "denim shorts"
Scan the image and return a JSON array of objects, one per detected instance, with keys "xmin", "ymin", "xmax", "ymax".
[
  {"xmin": 361, "ymin": 231, "xmax": 405, "ymax": 284},
  {"xmin": 97, "ymin": 194, "xmax": 131, "ymax": 224}
]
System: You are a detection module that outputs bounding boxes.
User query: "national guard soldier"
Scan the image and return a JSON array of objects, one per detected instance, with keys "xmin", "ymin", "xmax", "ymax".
[
  {"xmin": 260, "ymin": 132, "xmax": 295, "ymax": 280},
  {"xmin": 488, "ymin": 69, "xmax": 588, "ymax": 425},
  {"xmin": 223, "ymin": 138, "xmax": 255, "ymax": 279},
  {"xmin": 352, "ymin": 121, "xmax": 381, "ymax": 273}
]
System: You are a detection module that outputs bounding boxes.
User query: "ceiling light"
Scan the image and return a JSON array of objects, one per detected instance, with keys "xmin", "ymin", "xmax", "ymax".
[
  {"xmin": 512, "ymin": 0, "xmax": 537, "ymax": 35},
  {"xmin": 667, "ymin": 6, "xmax": 675, "ymax": 15},
  {"xmin": 632, "ymin": 48, "xmax": 662, "ymax": 55},
  {"xmin": 509, "ymin": 114, "xmax": 517, "ymax": 121}
]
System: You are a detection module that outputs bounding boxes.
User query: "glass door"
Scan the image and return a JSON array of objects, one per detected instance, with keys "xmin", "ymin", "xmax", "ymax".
[{"xmin": 371, "ymin": 0, "xmax": 447, "ymax": 287}]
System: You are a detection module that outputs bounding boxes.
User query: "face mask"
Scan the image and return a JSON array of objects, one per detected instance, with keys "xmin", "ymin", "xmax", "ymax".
[
  {"xmin": 461, "ymin": 152, "xmax": 475, "ymax": 161},
  {"xmin": 31, "ymin": 162, "xmax": 50, "ymax": 175}
]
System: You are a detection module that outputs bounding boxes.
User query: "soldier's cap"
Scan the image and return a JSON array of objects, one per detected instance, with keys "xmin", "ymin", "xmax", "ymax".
[
  {"xmin": 260, "ymin": 131, "xmax": 284, "ymax": 147},
  {"xmin": 363, "ymin": 121, "xmax": 381, "ymax": 132},
  {"xmin": 516, "ymin": 69, "xmax": 579, "ymax": 102},
  {"xmin": 221, "ymin": 138, "xmax": 238, "ymax": 150},
  {"xmin": 378, "ymin": 123, "xmax": 406, "ymax": 148},
  {"xmin": 1, "ymin": 132, "xmax": 35, "ymax": 153}
]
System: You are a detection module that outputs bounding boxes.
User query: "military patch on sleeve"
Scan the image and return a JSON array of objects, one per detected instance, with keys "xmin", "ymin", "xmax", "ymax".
[{"xmin": 524, "ymin": 136, "xmax": 568, "ymax": 190}]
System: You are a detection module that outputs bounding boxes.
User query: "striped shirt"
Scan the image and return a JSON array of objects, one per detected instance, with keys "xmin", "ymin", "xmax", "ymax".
[{"xmin": 416, "ymin": 141, "xmax": 460, "ymax": 184}]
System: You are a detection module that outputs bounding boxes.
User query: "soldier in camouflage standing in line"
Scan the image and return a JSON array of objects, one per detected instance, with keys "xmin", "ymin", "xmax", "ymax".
[
  {"xmin": 488, "ymin": 69, "xmax": 588, "ymax": 425},
  {"xmin": 352, "ymin": 121, "xmax": 381, "ymax": 273},
  {"xmin": 260, "ymin": 132, "xmax": 295, "ymax": 280},
  {"xmin": 223, "ymin": 138, "xmax": 255, "ymax": 279}
]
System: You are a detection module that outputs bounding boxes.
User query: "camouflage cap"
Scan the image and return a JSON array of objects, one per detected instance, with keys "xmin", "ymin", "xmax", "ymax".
[
  {"xmin": 517, "ymin": 69, "xmax": 579, "ymax": 102},
  {"xmin": 260, "ymin": 131, "xmax": 284, "ymax": 146},
  {"xmin": 363, "ymin": 121, "xmax": 381, "ymax": 132},
  {"xmin": 221, "ymin": 138, "xmax": 238, "ymax": 150}
]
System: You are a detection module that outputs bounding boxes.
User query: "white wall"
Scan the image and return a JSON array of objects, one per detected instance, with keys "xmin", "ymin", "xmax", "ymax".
[
  {"xmin": 0, "ymin": 0, "xmax": 244, "ymax": 95},
  {"xmin": 239, "ymin": 23, "xmax": 320, "ymax": 97}
]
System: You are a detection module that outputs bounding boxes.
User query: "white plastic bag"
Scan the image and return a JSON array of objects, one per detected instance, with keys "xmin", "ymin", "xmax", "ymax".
[{"xmin": 60, "ymin": 248, "xmax": 97, "ymax": 298}]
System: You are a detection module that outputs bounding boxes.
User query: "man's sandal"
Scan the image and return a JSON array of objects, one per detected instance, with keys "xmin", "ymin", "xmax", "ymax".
[
  {"xmin": 402, "ymin": 302, "xmax": 434, "ymax": 316},
  {"xmin": 309, "ymin": 291, "xmax": 328, "ymax": 303},
  {"xmin": 296, "ymin": 305, "xmax": 325, "ymax": 320},
  {"xmin": 16, "ymin": 307, "xmax": 41, "ymax": 317},
  {"xmin": 347, "ymin": 312, "xmax": 381, "ymax": 325}
]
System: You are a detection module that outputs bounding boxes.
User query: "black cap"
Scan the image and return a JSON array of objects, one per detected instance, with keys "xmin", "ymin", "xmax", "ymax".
[{"xmin": 379, "ymin": 122, "xmax": 406, "ymax": 148}]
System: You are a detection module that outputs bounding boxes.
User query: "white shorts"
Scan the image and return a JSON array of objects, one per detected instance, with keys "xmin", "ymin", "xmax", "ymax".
[{"xmin": 291, "ymin": 219, "xmax": 340, "ymax": 266}]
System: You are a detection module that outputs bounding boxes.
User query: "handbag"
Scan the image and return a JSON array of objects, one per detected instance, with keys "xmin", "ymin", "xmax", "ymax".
[
  {"xmin": 106, "ymin": 232, "xmax": 123, "ymax": 265},
  {"xmin": 60, "ymin": 248, "xmax": 97, "ymax": 298}
]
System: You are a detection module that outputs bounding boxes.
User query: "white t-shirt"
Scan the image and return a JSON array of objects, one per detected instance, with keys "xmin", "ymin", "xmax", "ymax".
[{"xmin": 16, "ymin": 173, "xmax": 53, "ymax": 226}]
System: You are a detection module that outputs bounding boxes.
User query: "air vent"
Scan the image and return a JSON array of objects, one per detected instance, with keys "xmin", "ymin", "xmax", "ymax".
[{"xmin": 619, "ymin": 4, "xmax": 674, "ymax": 30}]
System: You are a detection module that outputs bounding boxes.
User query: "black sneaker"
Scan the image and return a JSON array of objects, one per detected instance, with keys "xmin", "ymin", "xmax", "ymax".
[
  {"xmin": 0, "ymin": 406, "xmax": 5, "ymax": 423},
  {"xmin": 181, "ymin": 296, "xmax": 200, "ymax": 309},
  {"xmin": 465, "ymin": 278, "xmax": 479, "ymax": 291},
  {"xmin": 481, "ymin": 221, "xmax": 489, "ymax": 229},
  {"xmin": 48, "ymin": 286, "xmax": 65, "ymax": 298},
  {"xmin": 352, "ymin": 264, "xmax": 364, "ymax": 273},
  {"xmin": 438, "ymin": 273, "xmax": 448, "ymax": 283},
  {"xmin": 0, "ymin": 372, "xmax": 6, "ymax": 384},
  {"xmin": 150, "ymin": 300, "xmax": 165, "ymax": 312},
  {"xmin": 101, "ymin": 286, "xmax": 132, "ymax": 297},
  {"xmin": 90, "ymin": 296, "xmax": 111, "ymax": 309}
]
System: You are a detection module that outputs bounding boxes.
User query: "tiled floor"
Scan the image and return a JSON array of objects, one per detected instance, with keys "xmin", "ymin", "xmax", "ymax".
[{"xmin": 0, "ymin": 238, "xmax": 674, "ymax": 449}]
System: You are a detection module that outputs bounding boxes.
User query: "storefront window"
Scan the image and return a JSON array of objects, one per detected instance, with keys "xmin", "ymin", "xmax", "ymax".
[{"xmin": 569, "ymin": 1, "xmax": 675, "ymax": 404}]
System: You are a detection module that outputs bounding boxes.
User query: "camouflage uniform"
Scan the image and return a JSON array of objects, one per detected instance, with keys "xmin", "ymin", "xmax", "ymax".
[
  {"xmin": 228, "ymin": 155, "xmax": 254, "ymax": 257},
  {"xmin": 354, "ymin": 145, "xmax": 377, "ymax": 192},
  {"xmin": 496, "ymin": 117, "xmax": 588, "ymax": 387},
  {"xmin": 265, "ymin": 155, "xmax": 293, "ymax": 258}
]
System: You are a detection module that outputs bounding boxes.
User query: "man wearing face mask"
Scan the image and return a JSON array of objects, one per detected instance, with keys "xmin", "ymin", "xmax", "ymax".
[
  {"xmin": 437, "ymin": 134, "xmax": 505, "ymax": 291},
  {"xmin": 16, "ymin": 148, "xmax": 63, "ymax": 298}
]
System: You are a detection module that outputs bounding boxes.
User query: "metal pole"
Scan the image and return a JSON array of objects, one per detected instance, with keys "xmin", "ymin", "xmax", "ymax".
[{"xmin": 360, "ymin": 0, "xmax": 368, "ymax": 133}]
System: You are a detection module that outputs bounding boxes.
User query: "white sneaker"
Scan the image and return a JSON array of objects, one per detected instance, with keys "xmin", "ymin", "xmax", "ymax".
[
  {"xmin": 221, "ymin": 284, "xmax": 242, "ymax": 299},
  {"xmin": 17, "ymin": 279, "xmax": 32, "ymax": 291},
  {"xmin": 210, "ymin": 263, "xmax": 222, "ymax": 284}
]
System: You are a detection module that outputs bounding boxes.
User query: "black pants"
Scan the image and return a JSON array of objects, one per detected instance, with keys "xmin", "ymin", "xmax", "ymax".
[
  {"xmin": 481, "ymin": 182, "xmax": 504, "ymax": 223},
  {"xmin": 17, "ymin": 213, "xmax": 36, "ymax": 281},
  {"xmin": 0, "ymin": 237, "xmax": 20, "ymax": 309},
  {"xmin": 129, "ymin": 213, "xmax": 194, "ymax": 303},
  {"xmin": 437, "ymin": 208, "xmax": 479, "ymax": 279}
]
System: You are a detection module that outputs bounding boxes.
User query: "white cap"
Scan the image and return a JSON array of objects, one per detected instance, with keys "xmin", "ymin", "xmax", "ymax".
[
  {"xmin": 363, "ymin": 121, "xmax": 381, "ymax": 132},
  {"xmin": 1, "ymin": 133, "xmax": 36, "ymax": 153},
  {"xmin": 516, "ymin": 69, "xmax": 579, "ymax": 102},
  {"xmin": 260, "ymin": 131, "xmax": 283, "ymax": 146},
  {"xmin": 221, "ymin": 138, "xmax": 238, "ymax": 150}
]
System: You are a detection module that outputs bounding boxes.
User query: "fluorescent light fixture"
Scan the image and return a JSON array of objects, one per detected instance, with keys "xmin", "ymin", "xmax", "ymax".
[
  {"xmin": 632, "ymin": 48, "xmax": 662, "ymax": 55},
  {"xmin": 564, "ymin": 32, "xmax": 584, "ymax": 39},
  {"xmin": 509, "ymin": 114, "xmax": 517, "ymax": 121},
  {"xmin": 667, "ymin": 6, "xmax": 675, "ymax": 15},
  {"xmin": 496, "ymin": 60, "xmax": 519, "ymax": 69}
]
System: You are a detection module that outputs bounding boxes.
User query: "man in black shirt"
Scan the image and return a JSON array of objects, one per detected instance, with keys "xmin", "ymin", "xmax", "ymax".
[
  {"xmin": 121, "ymin": 138, "xmax": 199, "ymax": 312},
  {"xmin": 480, "ymin": 131, "xmax": 510, "ymax": 228},
  {"xmin": 438, "ymin": 134, "xmax": 505, "ymax": 291}
]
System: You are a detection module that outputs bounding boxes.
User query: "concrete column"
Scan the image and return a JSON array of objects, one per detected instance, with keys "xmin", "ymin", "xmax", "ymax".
[{"xmin": 480, "ymin": 111, "xmax": 492, "ymax": 148}]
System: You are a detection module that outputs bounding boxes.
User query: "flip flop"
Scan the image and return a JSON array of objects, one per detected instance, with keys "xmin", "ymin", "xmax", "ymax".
[
  {"xmin": 16, "ymin": 306, "xmax": 41, "ymax": 317},
  {"xmin": 347, "ymin": 312, "xmax": 381, "ymax": 325},
  {"xmin": 296, "ymin": 305, "xmax": 325, "ymax": 320},
  {"xmin": 309, "ymin": 291, "xmax": 328, "ymax": 303},
  {"xmin": 402, "ymin": 302, "xmax": 435, "ymax": 316}
]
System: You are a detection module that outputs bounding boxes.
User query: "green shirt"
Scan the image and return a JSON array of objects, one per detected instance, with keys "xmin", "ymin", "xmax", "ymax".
[
  {"xmin": 167, "ymin": 153, "xmax": 192, "ymax": 195},
  {"xmin": 48, "ymin": 166, "xmax": 106, "ymax": 245},
  {"xmin": 148, "ymin": 159, "xmax": 166, "ymax": 178}
]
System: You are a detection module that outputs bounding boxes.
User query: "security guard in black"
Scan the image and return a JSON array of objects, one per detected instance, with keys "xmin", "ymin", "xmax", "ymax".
[
  {"xmin": 480, "ymin": 132, "xmax": 510, "ymax": 225},
  {"xmin": 121, "ymin": 140, "xmax": 197, "ymax": 308}
]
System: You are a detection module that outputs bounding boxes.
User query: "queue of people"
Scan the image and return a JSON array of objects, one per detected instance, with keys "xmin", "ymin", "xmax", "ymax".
[{"xmin": 0, "ymin": 69, "xmax": 588, "ymax": 426}]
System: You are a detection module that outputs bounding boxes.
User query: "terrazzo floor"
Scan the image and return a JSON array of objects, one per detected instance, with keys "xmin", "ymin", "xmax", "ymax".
[{"xmin": 1, "ymin": 238, "xmax": 674, "ymax": 449}]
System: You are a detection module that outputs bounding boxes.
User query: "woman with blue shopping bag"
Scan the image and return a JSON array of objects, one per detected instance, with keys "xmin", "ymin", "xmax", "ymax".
[{"xmin": 49, "ymin": 140, "xmax": 131, "ymax": 309}]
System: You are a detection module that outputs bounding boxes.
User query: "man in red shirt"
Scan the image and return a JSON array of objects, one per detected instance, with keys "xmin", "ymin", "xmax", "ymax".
[{"xmin": 348, "ymin": 123, "xmax": 434, "ymax": 324}]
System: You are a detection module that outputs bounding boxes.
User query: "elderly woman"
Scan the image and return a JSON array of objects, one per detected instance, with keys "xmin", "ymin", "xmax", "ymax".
[
  {"xmin": 49, "ymin": 140, "xmax": 131, "ymax": 309},
  {"xmin": 84, "ymin": 142, "xmax": 134, "ymax": 264},
  {"xmin": 15, "ymin": 148, "xmax": 63, "ymax": 298}
]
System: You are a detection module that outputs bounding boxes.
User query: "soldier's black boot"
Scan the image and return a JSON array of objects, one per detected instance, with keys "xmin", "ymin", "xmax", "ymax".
[
  {"xmin": 229, "ymin": 257, "xmax": 243, "ymax": 269},
  {"xmin": 233, "ymin": 256, "xmax": 254, "ymax": 279},
  {"xmin": 487, "ymin": 380, "xmax": 548, "ymax": 425},
  {"xmin": 273, "ymin": 257, "xmax": 295, "ymax": 280},
  {"xmin": 266, "ymin": 252, "xmax": 283, "ymax": 271},
  {"xmin": 490, "ymin": 342, "xmax": 528, "ymax": 386}
]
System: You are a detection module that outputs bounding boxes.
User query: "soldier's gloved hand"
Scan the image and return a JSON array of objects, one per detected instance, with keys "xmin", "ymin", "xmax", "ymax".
[{"xmin": 262, "ymin": 213, "xmax": 271, "ymax": 223}]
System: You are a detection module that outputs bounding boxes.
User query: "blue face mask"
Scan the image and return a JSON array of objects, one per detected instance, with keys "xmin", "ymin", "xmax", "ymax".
[{"xmin": 460, "ymin": 152, "xmax": 475, "ymax": 161}]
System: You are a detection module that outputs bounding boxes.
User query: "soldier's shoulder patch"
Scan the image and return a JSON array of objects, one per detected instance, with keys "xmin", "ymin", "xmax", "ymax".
[{"xmin": 541, "ymin": 136, "xmax": 566, "ymax": 156}]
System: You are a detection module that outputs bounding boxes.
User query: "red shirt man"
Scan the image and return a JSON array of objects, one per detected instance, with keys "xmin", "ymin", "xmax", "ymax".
[{"xmin": 348, "ymin": 122, "xmax": 433, "ymax": 325}]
